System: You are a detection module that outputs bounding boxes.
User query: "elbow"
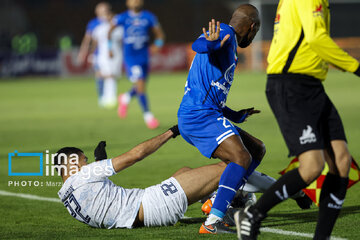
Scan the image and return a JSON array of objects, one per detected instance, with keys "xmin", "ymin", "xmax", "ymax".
[
  {"xmin": 305, "ymin": 31, "xmax": 327, "ymax": 49},
  {"xmin": 306, "ymin": 37, "xmax": 319, "ymax": 48}
]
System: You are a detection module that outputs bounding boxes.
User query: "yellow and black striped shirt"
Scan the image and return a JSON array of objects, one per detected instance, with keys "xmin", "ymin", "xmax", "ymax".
[{"xmin": 267, "ymin": 0, "xmax": 359, "ymax": 80}]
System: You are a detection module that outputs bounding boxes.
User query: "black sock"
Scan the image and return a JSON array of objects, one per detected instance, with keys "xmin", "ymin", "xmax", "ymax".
[
  {"xmin": 254, "ymin": 168, "xmax": 308, "ymax": 214},
  {"xmin": 314, "ymin": 173, "xmax": 348, "ymax": 240}
]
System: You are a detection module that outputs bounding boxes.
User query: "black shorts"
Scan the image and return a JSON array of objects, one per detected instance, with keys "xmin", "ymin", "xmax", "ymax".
[{"xmin": 266, "ymin": 74, "xmax": 347, "ymax": 157}]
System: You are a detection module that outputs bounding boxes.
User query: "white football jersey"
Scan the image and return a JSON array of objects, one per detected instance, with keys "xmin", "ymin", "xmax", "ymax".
[
  {"xmin": 58, "ymin": 159, "xmax": 144, "ymax": 229},
  {"xmin": 92, "ymin": 21, "xmax": 124, "ymax": 76}
]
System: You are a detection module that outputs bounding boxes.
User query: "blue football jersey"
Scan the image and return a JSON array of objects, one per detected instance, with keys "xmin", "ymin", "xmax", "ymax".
[
  {"xmin": 114, "ymin": 10, "xmax": 159, "ymax": 65},
  {"xmin": 178, "ymin": 23, "xmax": 238, "ymax": 114}
]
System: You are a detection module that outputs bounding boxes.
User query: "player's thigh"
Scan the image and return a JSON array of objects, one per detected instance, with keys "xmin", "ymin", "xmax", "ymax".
[
  {"xmin": 174, "ymin": 162, "xmax": 226, "ymax": 205},
  {"xmin": 236, "ymin": 127, "xmax": 266, "ymax": 161}
]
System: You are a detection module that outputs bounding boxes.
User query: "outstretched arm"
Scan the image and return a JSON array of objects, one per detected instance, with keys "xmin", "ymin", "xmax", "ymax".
[
  {"xmin": 192, "ymin": 19, "xmax": 230, "ymax": 53},
  {"xmin": 152, "ymin": 25, "xmax": 165, "ymax": 50},
  {"xmin": 77, "ymin": 33, "xmax": 92, "ymax": 63},
  {"xmin": 222, "ymin": 106, "xmax": 260, "ymax": 123},
  {"xmin": 111, "ymin": 126, "xmax": 179, "ymax": 173}
]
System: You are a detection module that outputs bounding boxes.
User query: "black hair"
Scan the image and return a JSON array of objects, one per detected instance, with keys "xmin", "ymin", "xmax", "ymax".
[{"xmin": 53, "ymin": 147, "xmax": 83, "ymax": 175}]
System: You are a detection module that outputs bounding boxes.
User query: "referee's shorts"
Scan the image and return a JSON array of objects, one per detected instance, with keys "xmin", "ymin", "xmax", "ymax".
[{"xmin": 266, "ymin": 74, "xmax": 347, "ymax": 157}]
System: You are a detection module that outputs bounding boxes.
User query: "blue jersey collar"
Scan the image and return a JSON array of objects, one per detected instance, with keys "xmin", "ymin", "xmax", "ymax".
[{"xmin": 129, "ymin": 10, "xmax": 143, "ymax": 17}]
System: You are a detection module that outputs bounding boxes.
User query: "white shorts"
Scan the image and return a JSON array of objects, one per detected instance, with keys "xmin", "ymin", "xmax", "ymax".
[
  {"xmin": 142, "ymin": 177, "xmax": 188, "ymax": 227},
  {"xmin": 97, "ymin": 56, "xmax": 122, "ymax": 77}
]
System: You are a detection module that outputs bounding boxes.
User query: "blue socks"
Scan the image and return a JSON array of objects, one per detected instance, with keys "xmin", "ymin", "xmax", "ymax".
[
  {"xmin": 96, "ymin": 78, "xmax": 104, "ymax": 99},
  {"xmin": 138, "ymin": 93, "xmax": 149, "ymax": 113},
  {"xmin": 244, "ymin": 158, "xmax": 260, "ymax": 180},
  {"xmin": 129, "ymin": 87, "xmax": 137, "ymax": 98},
  {"xmin": 210, "ymin": 162, "xmax": 247, "ymax": 218}
]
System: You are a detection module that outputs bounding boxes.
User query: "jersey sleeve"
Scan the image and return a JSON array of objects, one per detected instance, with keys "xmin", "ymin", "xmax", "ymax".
[
  {"xmin": 192, "ymin": 35, "xmax": 221, "ymax": 53},
  {"xmin": 86, "ymin": 19, "xmax": 98, "ymax": 34},
  {"xmin": 192, "ymin": 26, "xmax": 233, "ymax": 54},
  {"xmin": 295, "ymin": 0, "xmax": 359, "ymax": 72},
  {"xmin": 79, "ymin": 159, "xmax": 116, "ymax": 181},
  {"xmin": 114, "ymin": 13, "xmax": 126, "ymax": 26},
  {"xmin": 148, "ymin": 12, "xmax": 159, "ymax": 28}
]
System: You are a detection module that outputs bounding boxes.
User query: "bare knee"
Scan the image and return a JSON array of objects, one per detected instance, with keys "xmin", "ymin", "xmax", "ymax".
[
  {"xmin": 180, "ymin": 166, "xmax": 192, "ymax": 171},
  {"xmin": 299, "ymin": 162, "xmax": 324, "ymax": 184},
  {"xmin": 298, "ymin": 151, "xmax": 325, "ymax": 184},
  {"xmin": 216, "ymin": 161, "xmax": 227, "ymax": 168},
  {"xmin": 172, "ymin": 166, "xmax": 192, "ymax": 177},
  {"xmin": 231, "ymin": 149, "xmax": 252, "ymax": 168},
  {"xmin": 135, "ymin": 81, "xmax": 145, "ymax": 93}
]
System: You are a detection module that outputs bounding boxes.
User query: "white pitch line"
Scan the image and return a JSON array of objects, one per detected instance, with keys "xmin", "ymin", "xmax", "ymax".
[
  {"xmin": 0, "ymin": 190, "xmax": 348, "ymax": 240},
  {"xmin": 261, "ymin": 227, "xmax": 347, "ymax": 240},
  {"xmin": 0, "ymin": 190, "xmax": 61, "ymax": 203}
]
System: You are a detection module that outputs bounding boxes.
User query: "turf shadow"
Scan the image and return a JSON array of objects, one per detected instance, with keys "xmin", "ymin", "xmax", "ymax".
[{"xmin": 178, "ymin": 217, "xmax": 206, "ymax": 224}]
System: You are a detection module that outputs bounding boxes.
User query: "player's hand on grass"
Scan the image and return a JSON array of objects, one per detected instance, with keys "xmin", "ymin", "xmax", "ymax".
[
  {"xmin": 169, "ymin": 125, "xmax": 180, "ymax": 138},
  {"xmin": 203, "ymin": 19, "xmax": 230, "ymax": 47},
  {"xmin": 94, "ymin": 141, "xmax": 107, "ymax": 161}
]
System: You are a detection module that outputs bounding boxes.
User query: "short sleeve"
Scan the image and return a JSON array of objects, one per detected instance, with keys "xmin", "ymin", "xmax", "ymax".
[
  {"xmin": 148, "ymin": 12, "xmax": 159, "ymax": 28},
  {"xmin": 114, "ymin": 13, "xmax": 126, "ymax": 26},
  {"xmin": 86, "ymin": 18, "xmax": 99, "ymax": 34}
]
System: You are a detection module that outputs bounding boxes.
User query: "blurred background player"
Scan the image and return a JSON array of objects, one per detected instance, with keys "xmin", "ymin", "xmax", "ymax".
[
  {"xmin": 177, "ymin": 5, "xmax": 261, "ymax": 234},
  {"xmin": 91, "ymin": 9, "xmax": 123, "ymax": 109},
  {"xmin": 77, "ymin": 2, "xmax": 112, "ymax": 106},
  {"xmin": 110, "ymin": 0, "xmax": 165, "ymax": 129},
  {"xmin": 236, "ymin": 0, "xmax": 360, "ymax": 239}
]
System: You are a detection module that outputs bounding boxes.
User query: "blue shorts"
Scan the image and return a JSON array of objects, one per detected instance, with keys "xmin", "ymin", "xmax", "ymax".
[
  {"xmin": 178, "ymin": 110, "xmax": 241, "ymax": 158},
  {"xmin": 125, "ymin": 63, "xmax": 149, "ymax": 82}
]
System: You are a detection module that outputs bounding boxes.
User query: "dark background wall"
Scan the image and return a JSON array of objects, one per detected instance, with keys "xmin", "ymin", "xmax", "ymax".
[{"xmin": 0, "ymin": 0, "xmax": 359, "ymax": 51}]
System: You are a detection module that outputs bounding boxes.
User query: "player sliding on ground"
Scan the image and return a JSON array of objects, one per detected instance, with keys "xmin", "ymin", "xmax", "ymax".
[{"xmin": 56, "ymin": 126, "xmax": 238, "ymax": 230}]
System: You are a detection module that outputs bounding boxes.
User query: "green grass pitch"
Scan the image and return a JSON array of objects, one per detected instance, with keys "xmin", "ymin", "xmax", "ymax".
[{"xmin": 0, "ymin": 71, "xmax": 359, "ymax": 239}]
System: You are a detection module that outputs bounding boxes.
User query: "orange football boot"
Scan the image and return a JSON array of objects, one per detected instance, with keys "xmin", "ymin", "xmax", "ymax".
[
  {"xmin": 201, "ymin": 199, "xmax": 213, "ymax": 215},
  {"xmin": 199, "ymin": 221, "xmax": 236, "ymax": 234}
]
